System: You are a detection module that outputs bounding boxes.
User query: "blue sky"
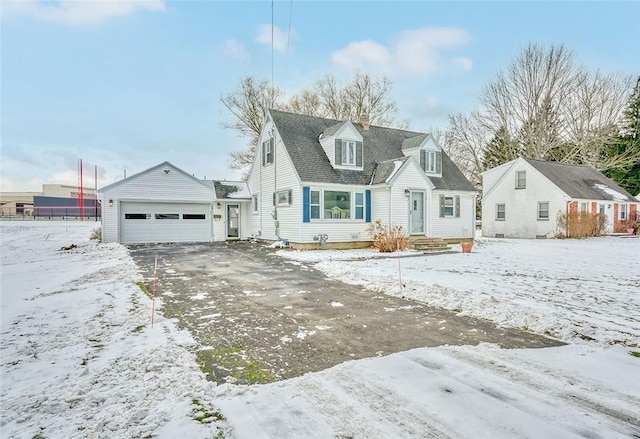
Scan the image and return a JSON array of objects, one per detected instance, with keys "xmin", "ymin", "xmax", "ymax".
[{"xmin": 1, "ymin": 1, "xmax": 639, "ymax": 191}]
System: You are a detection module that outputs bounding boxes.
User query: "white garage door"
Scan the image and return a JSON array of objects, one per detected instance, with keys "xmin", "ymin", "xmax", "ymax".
[{"xmin": 120, "ymin": 202, "xmax": 211, "ymax": 243}]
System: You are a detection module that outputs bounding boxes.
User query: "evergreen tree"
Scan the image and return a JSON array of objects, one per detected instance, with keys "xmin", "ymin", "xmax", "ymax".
[
  {"xmin": 605, "ymin": 76, "xmax": 640, "ymax": 196},
  {"xmin": 482, "ymin": 126, "xmax": 519, "ymax": 170}
]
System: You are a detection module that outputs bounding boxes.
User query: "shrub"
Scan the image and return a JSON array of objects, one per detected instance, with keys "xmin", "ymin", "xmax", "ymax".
[
  {"xmin": 89, "ymin": 226, "xmax": 102, "ymax": 242},
  {"xmin": 556, "ymin": 211, "xmax": 605, "ymax": 238},
  {"xmin": 367, "ymin": 219, "xmax": 410, "ymax": 252}
]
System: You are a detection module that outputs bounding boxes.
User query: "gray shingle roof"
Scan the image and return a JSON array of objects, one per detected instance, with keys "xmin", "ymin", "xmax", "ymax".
[
  {"xmin": 401, "ymin": 134, "xmax": 429, "ymax": 150},
  {"xmin": 212, "ymin": 181, "xmax": 251, "ymax": 200},
  {"xmin": 524, "ymin": 158, "xmax": 635, "ymax": 201},
  {"xmin": 270, "ymin": 110, "xmax": 476, "ymax": 191},
  {"xmin": 370, "ymin": 157, "xmax": 411, "ymax": 185}
]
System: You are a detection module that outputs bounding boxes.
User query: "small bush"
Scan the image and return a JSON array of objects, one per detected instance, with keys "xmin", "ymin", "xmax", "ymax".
[
  {"xmin": 89, "ymin": 226, "xmax": 102, "ymax": 242},
  {"xmin": 367, "ymin": 219, "xmax": 410, "ymax": 252},
  {"xmin": 556, "ymin": 212, "xmax": 605, "ymax": 238}
]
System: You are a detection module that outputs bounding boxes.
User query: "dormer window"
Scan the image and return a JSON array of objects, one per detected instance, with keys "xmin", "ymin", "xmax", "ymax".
[
  {"xmin": 334, "ymin": 139, "xmax": 362, "ymax": 168},
  {"xmin": 420, "ymin": 150, "xmax": 441, "ymax": 174},
  {"xmin": 342, "ymin": 141, "xmax": 356, "ymax": 165},
  {"xmin": 262, "ymin": 139, "xmax": 273, "ymax": 166}
]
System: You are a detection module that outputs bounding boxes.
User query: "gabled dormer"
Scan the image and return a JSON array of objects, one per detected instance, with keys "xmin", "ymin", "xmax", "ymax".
[
  {"xmin": 318, "ymin": 120, "xmax": 364, "ymax": 170},
  {"xmin": 402, "ymin": 133, "xmax": 442, "ymax": 178}
]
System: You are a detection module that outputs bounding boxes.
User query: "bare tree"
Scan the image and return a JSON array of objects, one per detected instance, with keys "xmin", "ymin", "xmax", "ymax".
[
  {"xmin": 445, "ymin": 112, "xmax": 490, "ymax": 187},
  {"xmin": 446, "ymin": 43, "xmax": 635, "ymax": 178},
  {"xmin": 221, "ymin": 72, "xmax": 403, "ymax": 170}
]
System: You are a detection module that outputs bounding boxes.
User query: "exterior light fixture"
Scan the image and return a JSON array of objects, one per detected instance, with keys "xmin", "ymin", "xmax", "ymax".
[
  {"xmin": 108, "ymin": 199, "xmax": 114, "ymax": 207},
  {"xmin": 404, "ymin": 189, "xmax": 410, "ymax": 197}
]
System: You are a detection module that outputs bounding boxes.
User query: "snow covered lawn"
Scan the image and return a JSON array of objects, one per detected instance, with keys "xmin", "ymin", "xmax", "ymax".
[
  {"xmin": 1, "ymin": 222, "xmax": 639, "ymax": 438},
  {"xmin": 0, "ymin": 222, "xmax": 228, "ymax": 439}
]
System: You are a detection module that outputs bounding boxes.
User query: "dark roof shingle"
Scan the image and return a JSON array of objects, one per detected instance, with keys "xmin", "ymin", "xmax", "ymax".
[{"xmin": 270, "ymin": 110, "xmax": 476, "ymax": 191}]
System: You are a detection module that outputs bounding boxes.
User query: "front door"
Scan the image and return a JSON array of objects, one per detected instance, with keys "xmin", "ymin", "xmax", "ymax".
[
  {"xmin": 409, "ymin": 191, "xmax": 425, "ymax": 234},
  {"xmin": 227, "ymin": 204, "xmax": 239, "ymax": 239}
]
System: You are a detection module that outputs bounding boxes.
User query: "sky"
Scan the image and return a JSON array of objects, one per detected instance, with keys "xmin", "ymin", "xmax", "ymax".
[{"xmin": 1, "ymin": 1, "xmax": 639, "ymax": 192}]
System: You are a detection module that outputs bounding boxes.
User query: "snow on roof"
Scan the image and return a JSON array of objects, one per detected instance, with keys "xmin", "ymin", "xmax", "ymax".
[
  {"xmin": 213, "ymin": 180, "xmax": 251, "ymax": 199},
  {"xmin": 592, "ymin": 183, "xmax": 630, "ymax": 202},
  {"xmin": 385, "ymin": 160, "xmax": 405, "ymax": 183}
]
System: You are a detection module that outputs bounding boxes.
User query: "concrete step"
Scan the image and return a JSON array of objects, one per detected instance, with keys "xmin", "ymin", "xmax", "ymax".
[{"xmin": 409, "ymin": 237, "xmax": 451, "ymax": 253}]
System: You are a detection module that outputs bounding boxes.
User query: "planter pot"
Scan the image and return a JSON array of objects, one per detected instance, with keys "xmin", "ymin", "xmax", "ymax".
[{"xmin": 461, "ymin": 241, "xmax": 473, "ymax": 253}]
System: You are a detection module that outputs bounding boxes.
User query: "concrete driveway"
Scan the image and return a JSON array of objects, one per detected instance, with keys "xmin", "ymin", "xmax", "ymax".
[{"xmin": 129, "ymin": 242, "xmax": 562, "ymax": 384}]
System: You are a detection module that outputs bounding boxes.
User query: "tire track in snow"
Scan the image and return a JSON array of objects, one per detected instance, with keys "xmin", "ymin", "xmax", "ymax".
[{"xmin": 438, "ymin": 347, "xmax": 640, "ymax": 434}]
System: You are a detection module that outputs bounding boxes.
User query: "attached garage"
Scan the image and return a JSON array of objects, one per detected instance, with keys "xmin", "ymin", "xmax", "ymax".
[
  {"xmin": 99, "ymin": 162, "xmax": 215, "ymax": 244},
  {"xmin": 120, "ymin": 202, "xmax": 211, "ymax": 244}
]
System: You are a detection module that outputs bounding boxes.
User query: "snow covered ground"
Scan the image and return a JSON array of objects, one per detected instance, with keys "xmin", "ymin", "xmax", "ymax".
[{"xmin": 2, "ymin": 222, "xmax": 639, "ymax": 438}]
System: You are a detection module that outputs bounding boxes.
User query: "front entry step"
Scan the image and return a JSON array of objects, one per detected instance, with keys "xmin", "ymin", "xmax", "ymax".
[{"xmin": 409, "ymin": 237, "xmax": 451, "ymax": 253}]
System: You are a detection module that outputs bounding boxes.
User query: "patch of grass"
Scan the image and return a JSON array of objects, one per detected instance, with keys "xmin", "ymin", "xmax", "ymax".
[
  {"xmin": 136, "ymin": 281, "xmax": 152, "ymax": 299},
  {"xmin": 452, "ymin": 307, "xmax": 462, "ymax": 313},
  {"xmin": 132, "ymin": 325, "xmax": 145, "ymax": 333},
  {"xmin": 196, "ymin": 346, "xmax": 273, "ymax": 384},
  {"xmin": 191, "ymin": 398, "xmax": 226, "ymax": 425},
  {"xmin": 80, "ymin": 358, "xmax": 88, "ymax": 366},
  {"xmin": 629, "ymin": 351, "xmax": 640, "ymax": 358}
]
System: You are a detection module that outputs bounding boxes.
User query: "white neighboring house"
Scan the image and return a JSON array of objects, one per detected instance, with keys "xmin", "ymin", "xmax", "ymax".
[
  {"xmin": 99, "ymin": 162, "xmax": 250, "ymax": 244},
  {"xmin": 482, "ymin": 157, "xmax": 639, "ymax": 238},
  {"xmin": 246, "ymin": 110, "xmax": 477, "ymax": 248}
]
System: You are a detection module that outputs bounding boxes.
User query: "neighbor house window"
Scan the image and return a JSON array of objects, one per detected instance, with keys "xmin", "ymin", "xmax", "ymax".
[
  {"xmin": 516, "ymin": 171, "xmax": 526, "ymax": 189},
  {"xmin": 252, "ymin": 194, "xmax": 259, "ymax": 214},
  {"xmin": 342, "ymin": 141, "xmax": 356, "ymax": 165},
  {"xmin": 439, "ymin": 195, "xmax": 460, "ymax": 218},
  {"xmin": 537, "ymin": 202, "xmax": 549, "ymax": 220},
  {"xmin": 310, "ymin": 190, "xmax": 320, "ymax": 219},
  {"xmin": 420, "ymin": 150, "xmax": 442, "ymax": 174},
  {"xmin": 496, "ymin": 203, "xmax": 505, "ymax": 221},
  {"xmin": 155, "ymin": 213, "xmax": 179, "ymax": 220},
  {"xmin": 183, "ymin": 214, "xmax": 205, "ymax": 220},
  {"xmin": 620, "ymin": 203, "xmax": 627, "ymax": 220},
  {"xmin": 274, "ymin": 190, "xmax": 291, "ymax": 206},
  {"xmin": 262, "ymin": 139, "xmax": 273, "ymax": 165},
  {"xmin": 579, "ymin": 202, "xmax": 588, "ymax": 213},
  {"xmin": 324, "ymin": 191, "xmax": 351, "ymax": 219}
]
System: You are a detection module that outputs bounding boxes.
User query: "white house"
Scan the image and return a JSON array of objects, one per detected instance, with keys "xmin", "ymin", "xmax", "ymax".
[
  {"xmin": 482, "ymin": 157, "xmax": 639, "ymax": 238},
  {"xmin": 99, "ymin": 162, "xmax": 250, "ymax": 244},
  {"xmin": 246, "ymin": 110, "xmax": 477, "ymax": 248}
]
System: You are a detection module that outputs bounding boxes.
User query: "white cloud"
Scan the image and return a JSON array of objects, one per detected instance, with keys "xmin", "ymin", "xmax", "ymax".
[
  {"xmin": 330, "ymin": 40, "xmax": 392, "ymax": 71},
  {"xmin": 1, "ymin": 0, "xmax": 165, "ymax": 25},
  {"xmin": 452, "ymin": 57, "xmax": 473, "ymax": 71},
  {"xmin": 331, "ymin": 26, "xmax": 472, "ymax": 75},
  {"xmin": 219, "ymin": 38, "xmax": 249, "ymax": 59},
  {"xmin": 255, "ymin": 24, "xmax": 291, "ymax": 53}
]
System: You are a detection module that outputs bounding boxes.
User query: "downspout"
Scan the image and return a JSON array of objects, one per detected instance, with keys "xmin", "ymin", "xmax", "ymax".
[{"xmin": 271, "ymin": 128, "xmax": 281, "ymax": 240}]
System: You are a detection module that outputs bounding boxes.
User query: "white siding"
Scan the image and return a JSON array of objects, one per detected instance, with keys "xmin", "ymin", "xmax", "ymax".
[
  {"xmin": 371, "ymin": 186, "xmax": 389, "ymax": 224},
  {"xmin": 482, "ymin": 159, "xmax": 565, "ymax": 238},
  {"xmin": 247, "ymin": 118, "xmax": 301, "ymax": 242},
  {"xmin": 319, "ymin": 122, "xmax": 362, "ymax": 168},
  {"xmin": 100, "ymin": 164, "xmax": 214, "ymax": 243},
  {"xmin": 431, "ymin": 191, "xmax": 476, "ymax": 239}
]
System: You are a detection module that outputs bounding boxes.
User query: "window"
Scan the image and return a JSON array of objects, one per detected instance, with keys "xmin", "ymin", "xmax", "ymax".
[
  {"xmin": 183, "ymin": 214, "xmax": 205, "ymax": 220},
  {"xmin": 125, "ymin": 213, "xmax": 150, "ymax": 220},
  {"xmin": 579, "ymin": 202, "xmax": 588, "ymax": 213},
  {"xmin": 324, "ymin": 191, "xmax": 351, "ymax": 219},
  {"xmin": 439, "ymin": 195, "xmax": 460, "ymax": 218},
  {"xmin": 342, "ymin": 141, "xmax": 356, "ymax": 165},
  {"xmin": 310, "ymin": 190, "xmax": 320, "ymax": 219},
  {"xmin": 620, "ymin": 204, "xmax": 627, "ymax": 220},
  {"xmin": 274, "ymin": 190, "xmax": 291, "ymax": 206},
  {"xmin": 516, "ymin": 171, "xmax": 526, "ymax": 189},
  {"xmin": 252, "ymin": 194, "xmax": 259, "ymax": 214},
  {"xmin": 155, "ymin": 213, "xmax": 179, "ymax": 219},
  {"xmin": 537, "ymin": 202, "xmax": 549, "ymax": 220},
  {"xmin": 355, "ymin": 193, "xmax": 364, "ymax": 220},
  {"xmin": 420, "ymin": 150, "xmax": 442, "ymax": 174},
  {"xmin": 496, "ymin": 203, "xmax": 505, "ymax": 220},
  {"xmin": 262, "ymin": 139, "xmax": 273, "ymax": 165}
]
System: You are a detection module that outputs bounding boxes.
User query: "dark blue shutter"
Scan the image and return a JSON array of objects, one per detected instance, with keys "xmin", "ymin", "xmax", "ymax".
[
  {"xmin": 365, "ymin": 190, "xmax": 371, "ymax": 223},
  {"xmin": 356, "ymin": 141, "xmax": 363, "ymax": 167},
  {"xmin": 303, "ymin": 186, "xmax": 310, "ymax": 223}
]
